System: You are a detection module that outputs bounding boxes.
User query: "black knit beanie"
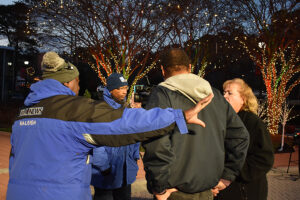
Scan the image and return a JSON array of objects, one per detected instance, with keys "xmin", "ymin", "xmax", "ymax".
[{"xmin": 106, "ymin": 73, "xmax": 128, "ymax": 91}]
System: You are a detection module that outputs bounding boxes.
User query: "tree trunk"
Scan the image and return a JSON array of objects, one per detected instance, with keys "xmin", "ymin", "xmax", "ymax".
[{"xmin": 279, "ymin": 124, "xmax": 285, "ymax": 151}]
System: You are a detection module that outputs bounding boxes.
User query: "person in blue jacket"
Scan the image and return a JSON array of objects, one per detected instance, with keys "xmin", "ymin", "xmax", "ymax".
[
  {"xmin": 6, "ymin": 51, "xmax": 213, "ymax": 200},
  {"xmin": 91, "ymin": 73, "xmax": 141, "ymax": 200}
]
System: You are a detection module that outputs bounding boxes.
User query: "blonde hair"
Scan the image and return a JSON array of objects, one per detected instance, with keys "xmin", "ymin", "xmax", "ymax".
[{"xmin": 223, "ymin": 78, "xmax": 258, "ymax": 114}]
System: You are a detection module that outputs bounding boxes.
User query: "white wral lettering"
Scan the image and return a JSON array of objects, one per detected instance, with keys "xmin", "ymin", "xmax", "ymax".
[
  {"xmin": 20, "ymin": 120, "xmax": 37, "ymax": 126},
  {"xmin": 19, "ymin": 107, "xmax": 43, "ymax": 117}
]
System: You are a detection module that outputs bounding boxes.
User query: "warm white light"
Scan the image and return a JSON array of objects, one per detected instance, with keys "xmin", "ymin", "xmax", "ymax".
[
  {"xmin": 258, "ymin": 42, "xmax": 266, "ymax": 49},
  {"xmin": 24, "ymin": 61, "xmax": 29, "ymax": 65}
]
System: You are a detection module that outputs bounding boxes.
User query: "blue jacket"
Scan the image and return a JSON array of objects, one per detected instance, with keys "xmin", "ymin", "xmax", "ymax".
[
  {"xmin": 91, "ymin": 88, "xmax": 140, "ymax": 189},
  {"xmin": 7, "ymin": 79, "xmax": 188, "ymax": 200}
]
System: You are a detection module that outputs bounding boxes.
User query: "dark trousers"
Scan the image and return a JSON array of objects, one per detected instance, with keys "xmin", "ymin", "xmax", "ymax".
[{"xmin": 93, "ymin": 185, "xmax": 131, "ymax": 200}]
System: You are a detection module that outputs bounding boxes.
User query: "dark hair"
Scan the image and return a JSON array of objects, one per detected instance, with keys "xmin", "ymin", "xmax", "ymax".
[{"xmin": 160, "ymin": 48, "xmax": 190, "ymax": 74}]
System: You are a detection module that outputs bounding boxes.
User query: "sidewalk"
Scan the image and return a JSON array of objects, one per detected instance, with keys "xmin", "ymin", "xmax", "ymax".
[
  {"xmin": 1, "ymin": 131, "xmax": 299, "ymax": 200},
  {"xmin": 0, "ymin": 132, "xmax": 10, "ymax": 200}
]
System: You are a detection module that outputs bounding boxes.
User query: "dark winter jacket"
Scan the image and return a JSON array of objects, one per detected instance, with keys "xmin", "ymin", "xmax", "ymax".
[
  {"xmin": 7, "ymin": 79, "xmax": 190, "ymax": 200},
  {"xmin": 91, "ymin": 88, "xmax": 140, "ymax": 189},
  {"xmin": 216, "ymin": 110, "xmax": 274, "ymax": 200},
  {"xmin": 142, "ymin": 74, "xmax": 249, "ymax": 194}
]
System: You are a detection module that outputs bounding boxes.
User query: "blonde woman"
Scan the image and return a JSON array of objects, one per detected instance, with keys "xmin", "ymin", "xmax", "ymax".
[{"xmin": 216, "ymin": 78, "xmax": 274, "ymax": 200}]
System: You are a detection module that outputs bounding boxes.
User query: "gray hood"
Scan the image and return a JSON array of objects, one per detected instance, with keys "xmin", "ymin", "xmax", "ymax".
[{"xmin": 159, "ymin": 73, "xmax": 213, "ymax": 104}]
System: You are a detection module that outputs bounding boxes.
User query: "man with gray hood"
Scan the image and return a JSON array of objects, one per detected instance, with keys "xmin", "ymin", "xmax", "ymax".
[{"xmin": 142, "ymin": 48, "xmax": 249, "ymax": 200}]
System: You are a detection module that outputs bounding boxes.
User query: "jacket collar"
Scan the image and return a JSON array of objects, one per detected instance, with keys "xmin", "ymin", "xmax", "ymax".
[
  {"xmin": 103, "ymin": 88, "xmax": 122, "ymax": 109},
  {"xmin": 24, "ymin": 79, "xmax": 75, "ymax": 106}
]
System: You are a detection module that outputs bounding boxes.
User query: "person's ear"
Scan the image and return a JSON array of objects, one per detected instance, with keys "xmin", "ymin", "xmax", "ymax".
[
  {"xmin": 63, "ymin": 82, "xmax": 69, "ymax": 88},
  {"xmin": 188, "ymin": 64, "xmax": 192, "ymax": 73}
]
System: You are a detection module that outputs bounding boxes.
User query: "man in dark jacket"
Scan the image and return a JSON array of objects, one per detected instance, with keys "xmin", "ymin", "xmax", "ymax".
[
  {"xmin": 91, "ymin": 73, "xmax": 140, "ymax": 200},
  {"xmin": 142, "ymin": 48, "xmax": 249, "ymax": 200},
  {"xmin": 6, "ymin": 51, "xmax": 213, "ymax": 200}
]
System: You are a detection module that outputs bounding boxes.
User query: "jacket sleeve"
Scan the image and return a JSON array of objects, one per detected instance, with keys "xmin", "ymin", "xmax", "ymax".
[
  {"xmin": 9, "ymin": 147, "xmax": 14, "ymax": 173},
  {"xmin": 25, "ymin": 95, "xmax": 188, "ymax": 149},
  {"xmin": 92, "ymin": 147, "xmax": 111, "ymax": 171},
  {"xmin": 83, "ymin": 106, "xmax": 188, "ymax": 147},
  {"xmin": 238, "ymin": 114, "xmax": 274, "ymax": 182},
  {"xmin": 133, "ymin": 143, "xmax": 140, "ymax": 160},
  {"xmin": 221, "ymin": 101, "xmax": 249, "ymax": 182},
  {"xmin": 142, "ymin": 87, "xmax": 175, "ymax": 194}
]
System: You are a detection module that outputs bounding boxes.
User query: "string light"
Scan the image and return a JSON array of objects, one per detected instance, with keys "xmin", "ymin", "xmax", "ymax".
[
  {"xmin": 25, "ymin": 0, "xmax": 299, "ymax": 112},
  {"xmin": 239, "ymin": 37, "xmax": 299, "ymax": 135}
]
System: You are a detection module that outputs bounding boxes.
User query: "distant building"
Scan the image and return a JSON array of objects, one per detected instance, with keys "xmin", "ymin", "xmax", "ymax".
[{"xmin": 0, "ymin": 46, "xmax": 15, "ymax": 103}]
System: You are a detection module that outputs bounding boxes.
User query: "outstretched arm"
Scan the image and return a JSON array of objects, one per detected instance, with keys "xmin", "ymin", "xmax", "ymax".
[{"xmin": 82, "ymin": 94, "xmax": 213, "ymax": 147}]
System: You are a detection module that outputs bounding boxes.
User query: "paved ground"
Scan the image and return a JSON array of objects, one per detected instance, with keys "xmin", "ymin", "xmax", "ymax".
[
  {"xmin": 0, "ymin": 132, "xmax": 10, "ymax": 200},
  {"xmin": 1, "ymin": 131, "xmax": 299, "ymax": 200}
]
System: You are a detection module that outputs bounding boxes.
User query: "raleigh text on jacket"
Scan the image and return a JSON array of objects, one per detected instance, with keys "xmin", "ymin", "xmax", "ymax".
[
  {"xmin": 20, "ymin": 120, "xmax": 37, "ymax": 126},
  {"xmin": 19, "ymin": 107, "xmax": 44, "ymax": 116}
]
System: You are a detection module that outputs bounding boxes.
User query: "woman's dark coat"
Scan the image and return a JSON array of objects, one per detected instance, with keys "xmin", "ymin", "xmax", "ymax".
[{"xmin": 217, "ymin": 110, "xmax": 274, "ymax": 200}]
